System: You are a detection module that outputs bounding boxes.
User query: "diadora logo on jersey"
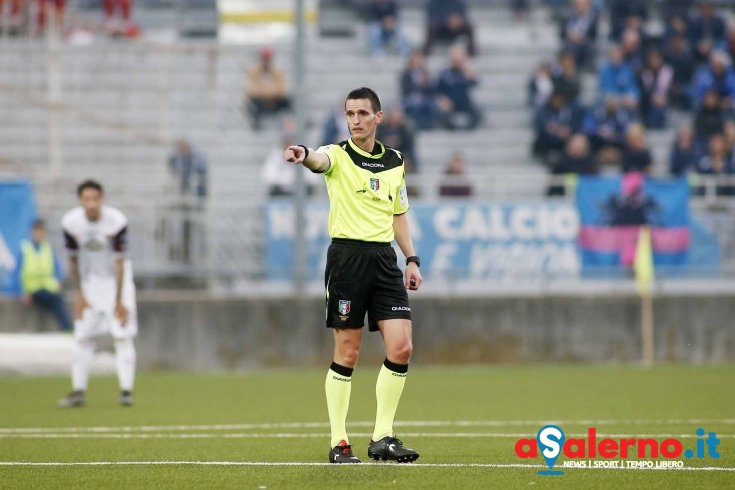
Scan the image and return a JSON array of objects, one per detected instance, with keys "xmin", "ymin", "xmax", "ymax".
[
  {"xmin": 338, "ymin": 300, "xmax": 351, "ymax": 316},
  {"xmin": 370, "ymin": 178, "xmax": 380, "ymax": 192},
  {"xmin": 361, "ymin": 162, "xmax": 384, "ymax": 168}
]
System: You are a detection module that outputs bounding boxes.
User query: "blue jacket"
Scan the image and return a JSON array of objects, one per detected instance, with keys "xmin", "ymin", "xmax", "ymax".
[{"xmin": 598, "ymin": 61, "xmax": 640, "ymax": 101}]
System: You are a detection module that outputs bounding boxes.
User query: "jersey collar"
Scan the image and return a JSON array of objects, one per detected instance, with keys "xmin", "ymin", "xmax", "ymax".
[{"xmin": 347, "ymin": 138, "xmax": 385, "ymax": 159}]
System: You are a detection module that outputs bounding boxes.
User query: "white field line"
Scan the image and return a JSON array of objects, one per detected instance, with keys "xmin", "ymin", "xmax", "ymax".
[
  {"xmin": 0, "ymin": 461, "xmax": 734, "ymax": 471},
  {"xmin": 1, "ymin": 419, "xmax": 734, "ymax": 434},
  {"xmin": 1, "ymin": 432, "xmax": 734, "ymax": 439}
]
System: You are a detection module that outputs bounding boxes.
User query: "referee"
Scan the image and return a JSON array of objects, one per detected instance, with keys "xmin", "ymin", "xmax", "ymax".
[{"xmin": 285, "ymin": 87, "xmax": 422, "ymax": 464}]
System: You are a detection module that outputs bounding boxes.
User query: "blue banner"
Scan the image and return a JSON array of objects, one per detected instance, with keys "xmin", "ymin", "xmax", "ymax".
[
  {"xmin": 265, "ymin": 201, "xmax": 581, "ymax": 280},
  {"xmin": 0, "ymin": 180, "xmax": 38, "ymax": 296}
]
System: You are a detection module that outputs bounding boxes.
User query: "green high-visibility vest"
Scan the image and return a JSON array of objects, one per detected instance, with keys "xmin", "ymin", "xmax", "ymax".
[{"xmin": 20, "ymin": 240, "xmax": 60, "ymax": 294}]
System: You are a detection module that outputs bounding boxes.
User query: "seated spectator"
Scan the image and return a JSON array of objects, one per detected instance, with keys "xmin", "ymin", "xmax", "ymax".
[
  {"xmin": 688, "ymin": 0, "xmax": 727, "ymax": 64},
  {"xmin": 638, "ymin": 49, "xmax": 673, "ymax": 129},
  {"xmin": 663, "ymin": 13, "xmax": 690, "ymax": 45},
  {"xmin": 620, "ymin": 27, "xmax": 644, "ymax": 72},
  {"xmin": 691, "ymin": 50, "xmax": 735, "ymax": 109},
  {"xmin": 400, "ymin": 49, "xmax": 438, "ymax": 130},
  {"xmin": 694, "ymin": 89, "xmax": 725, "ymax": 144},
  {"xmin": 551, "ymin": 51, "xmax": 581, "ymax": 106},
  {"xmin": 423, "ymin": 0, "xmax": 476, "ymax": 57},
  {"xmin": 320, "ymin": 100, "xmax": 352, "ymax": 146},
  {"xmin": 528, "ymin": 62, "xmax": 555, "ymax": 114},
  {"xmin": 439, "ymin": 153, "xmax": 472, "ymax": 197},
  {"xmin": 621, "ymin": 123, "xmax": 653, "ymax": 174},
  {"xmin": 598, "ymin": 44, "xmax": 640, "ymax": 111},
  {"xmin": 377, "ymin": 107, "xmax": 420, "ymax": 171},
  {"xmin": 664, "ymin": 34, "xmax": 695, "ymax": 110},
  {"xmin": 582, "ymin": 96, "xmax": 635, "ymax": 165},
  {"xmin": 364, "ymin": 0, "xmax": 410, "ymax": 60},
  {"xmin": 244, "ymin": 47, "xmax": 292, "ymax": 130},
  {"xmin": 547, "ymin": 133, "xmax": 597, "ymax": 196},
  {"xmin": 14, "ymin": 219, "xmax": 72, "ymax": 332},
  {"xmin": 511, "ymin": 0, "xmax": 530, "ymax": 23},
  {"xmin": 436, "ymin": 45, "xmax": 481, "ymax": 131},
  {"xmin": 670, "ymin": 126, "xmax": 699, "ymax": 176},
  {"xmin": 103, "ymin": 0, "xmax": 137, "ymax": 36},
  {"xmin": 694, "ymin": 133, "xmax": 735, "ymax": 195},
  {"xmin": 608, "ymin": 0, "xmax": 647, "ymax": 42},
  {"xmin": 558, "ymin": 0, "xmax": 598, "ymax": 70},
  {"xmin": 533, "ymin": 91, "xmax": 584, "ymax": 165},
  {"xmin": 262, "ymin": 118, "xmax": 321, "ymax": 196}
]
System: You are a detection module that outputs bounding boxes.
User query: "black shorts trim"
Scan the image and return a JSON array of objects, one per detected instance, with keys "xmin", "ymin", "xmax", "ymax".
[{"xmin": 331, "ymin": 238, "xmax": 391, "ymax": 247}]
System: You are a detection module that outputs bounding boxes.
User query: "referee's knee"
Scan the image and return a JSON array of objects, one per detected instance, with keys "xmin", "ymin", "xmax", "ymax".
[{"xmin": 387, "ymin": 341, "xmax": 412, "ymax": 365}]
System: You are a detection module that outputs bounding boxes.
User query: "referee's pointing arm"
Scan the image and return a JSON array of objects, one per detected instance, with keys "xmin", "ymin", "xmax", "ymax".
[{"xmin": 285, "ymin": 145, "xmax": 331, "ymax": 173}]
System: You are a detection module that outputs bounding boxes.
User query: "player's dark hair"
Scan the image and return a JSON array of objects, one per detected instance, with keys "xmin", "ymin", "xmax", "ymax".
[
  {"xmin": 32, "ymin": 218, "xmax": 45, "ymax": 229},
  {"xmin": 346, "ymin": 87, "xmax": 381, "ymax": 113},
  {"xmin": 77, "ymin": 179, "xmax": 104, "ymax": 197}
]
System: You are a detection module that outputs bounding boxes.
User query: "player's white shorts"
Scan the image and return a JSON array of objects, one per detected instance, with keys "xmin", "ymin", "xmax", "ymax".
[{"xmin": 75, "ymin": 272, "xmax": 137, "ymax": 341}]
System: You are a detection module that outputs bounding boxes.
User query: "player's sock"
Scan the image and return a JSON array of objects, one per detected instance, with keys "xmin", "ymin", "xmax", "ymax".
[
  {"xmin": 372, "ymin": 358, "xmax": 408, "ymax": 441},
  {"xmin": 71, "ymin": 337, "xmax": 95, "ymax": 391},
  {"xmin": 325, "ymin": 362, "xmax": 353, "ymax": 448},
  {"xmin": 114, "ymin": 339, "xmax": 136, "ymax": 391}
]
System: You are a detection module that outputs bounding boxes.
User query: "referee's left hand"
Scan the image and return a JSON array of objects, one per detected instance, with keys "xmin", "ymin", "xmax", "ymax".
[{"xmin": 405, "ymin": 263, "xmax": 422, "ymax": 291}]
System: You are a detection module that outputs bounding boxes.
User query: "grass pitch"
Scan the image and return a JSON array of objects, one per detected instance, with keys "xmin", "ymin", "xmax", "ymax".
[{"xmin": 1, "ymin": 364, "xmax": 734, "ymax": 489}]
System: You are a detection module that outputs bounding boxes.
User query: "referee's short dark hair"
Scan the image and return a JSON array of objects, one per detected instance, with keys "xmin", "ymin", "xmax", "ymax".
[
  {"xmin": 77, "ymin": 179, "xmax": 104, "ymax": 197},
  {"xmin": 346, "ymin": 87, "xmax": 382, "ymax": 113}
]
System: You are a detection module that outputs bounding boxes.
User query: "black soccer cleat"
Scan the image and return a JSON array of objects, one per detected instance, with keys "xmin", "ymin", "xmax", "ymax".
[
  {"xmin": 329, "ymin": 440, "xmax": 362, "ymax": 464},
  {"xmin": 57, "ymin": 390, "xmax": 85, "ymax": 408},
  {"xmin": 368, "ymin": 436, "xmax": 419, "ymax": 463},
  {"xmin": 119, "ymin": 390, "xmax": 134, "ymax": 407}
]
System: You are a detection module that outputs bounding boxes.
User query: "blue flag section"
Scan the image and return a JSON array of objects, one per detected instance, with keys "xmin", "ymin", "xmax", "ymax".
[
  {"xmin": 576, "ymin": 175, "xmax": 692, "ymax": 273},
  {"xmin": 265, "ymin": 201, "xmax": 581, "ymax": 280},
  {"xmin": 0, "ymin": 180, "xmax": 38, "ymax": 296}
]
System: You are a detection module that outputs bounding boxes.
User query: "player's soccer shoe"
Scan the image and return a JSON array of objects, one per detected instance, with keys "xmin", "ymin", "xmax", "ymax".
[
  {"xmin": 329, "ymin": 440, "xmax": 361, "ymax": 464},
  {"xmin": 57, "ymin": 390, "xmax": 85, "ymax": 408},
  {"xmin": 120, "ymin": 390, "xmax": 134, "ymax": 407},
  {"xmin": 368, "ymin": 436, "xmax": 419, "ymax": 463}
]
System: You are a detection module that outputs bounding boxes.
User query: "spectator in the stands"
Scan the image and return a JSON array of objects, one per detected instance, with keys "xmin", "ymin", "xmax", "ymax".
[
  {"xmin": 423, "ymin": 0, "xmax": 476, "ymax": 57},
  {"xmin": 621, "ymin": 123, "xmax": 653, "ymax": 174},
  {"xmin": 436, "ymin": 45, "xmax": 481, "ymax": 131},
  {"xmin": 599, "ymin": 44, "xmax": 640, "ymax": 111},
  {"xmin": 669, "ymin": 125, "xmax": 699, "ymax": 176},
  {"xmin": 694, "ymin": 133, "xmax": 735, "ymax": 195},
  {"xmin": 510, "ymin": 0, "xmax": 530, "ymax": 23},
  {"xmin": 559, "ymin": 0, "xmax": 598, "ymax": 70},
  {"xmin": 688, "ymin": 0, "xmax": 727, "ymax": 65},
  {"xmin": 377, "ymin": 107, "xmax": 420, "ymax": 171},
  {"xmin": 169, "ymin": 139, "xmax": 208, "ymax": 203},
  {"xmin": 0, "ymin": 0, "xmax": 22, "ymax": 35},
  {"xmin": 664, "ymin": 33, "xmax": 695, "ymax": 110},
  {"xmin": 552, "ymin": 50, "xmax": 581, "ymax": 106},
  {"xmin": 400, "ymin": 49, "xmax": 438, "ymax": 130},
  {"xmin": 439, "ymin": 153, "xmax": 473, "ymax": 197},
  {"xmin": 365, "ymin": 0, "xmax": 410, "ymax": 60},
  {"xmin": 660, "ymin": 0, "xmax": 694, "ymax": 21},
  {"xmin": 638, "ymin": 49, "xmax": 673, "ymax": 129},
  {"xmin": 620, "ymin": 27, "xmax": 645, "ymax": 72},
  {"xmin": 608, "ymin": 0, "xmax": 647, "ymax": 42},
  {"xmin": 582, "ymin": 96, "xmax": 635, "ymax": 167},
  {"xmin": 692, "ymin": 50, "xmax": 735, "ymax": 109},
  {"xmin": 244, "ymin": 47, "xmax": 292, "ymax": 130},
  {"xmin": 533, "ymin": 91, "xmax": 583, "ymax": 165},
  {"xmin": 547, "ymin": 133, "xmax": 597, "ymax": 196},
  {"xmin": 694, "ymin": 89, "xmax": 725, "ymax": 143},
  {"xmin": 528, "ymin": 62, "xmax": 555, "ymax": 114},
  {"xmin": 663, "ymin": 13, "xmax": 690, "ymax": 46},
  {"xmin": 38, "ymin": 0, "xmax": 66, "ymax": 34}
]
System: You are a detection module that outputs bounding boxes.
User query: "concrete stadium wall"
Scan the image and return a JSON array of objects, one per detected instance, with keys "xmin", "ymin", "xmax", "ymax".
[{"xmin": 1, "ymin": 292, "xmax": 733, "ymax": 369}]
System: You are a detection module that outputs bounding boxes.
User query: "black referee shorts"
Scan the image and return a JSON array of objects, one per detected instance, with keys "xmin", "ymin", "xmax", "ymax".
[{"xmin": 325, "ymin": 238, "xmax": 411, "ymax": 332}]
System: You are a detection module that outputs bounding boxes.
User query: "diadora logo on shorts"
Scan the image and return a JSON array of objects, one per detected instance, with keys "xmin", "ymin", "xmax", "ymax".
[
  {"xmin": 391, "ymin": 306, "xmax": 411, "ymax": 311},
  {"xmin": 515, "ymin": 425, "xmax": 721, "ymax": 476}
]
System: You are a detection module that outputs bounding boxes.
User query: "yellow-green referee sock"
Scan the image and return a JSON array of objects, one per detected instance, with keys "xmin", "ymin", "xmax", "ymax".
[
  {"xmin": 373, "ymin": 358, "xmax": 408, "ymax": 441},
  {"xmin": 325, "ymin": 362, "xmax": 354, "ymax": 448}
]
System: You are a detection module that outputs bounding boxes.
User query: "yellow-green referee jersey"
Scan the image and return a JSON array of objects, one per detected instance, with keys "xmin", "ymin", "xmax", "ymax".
[{"xmin": 315, "ymin": 138, "xmax": 409, "ymax": 243}]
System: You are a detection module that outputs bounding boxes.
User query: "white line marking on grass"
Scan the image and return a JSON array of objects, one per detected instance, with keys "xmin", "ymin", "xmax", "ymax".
[
  {"xmin": 2, "ymin": 432, "xmax": 734, "ymax": 439},
  {"xmin": 2, "ymin": 419, "xmax": 734, "ymax": 434},
  {"xmin": 0, "ymin": 461, "xmax": 734, "ymax": 471}
]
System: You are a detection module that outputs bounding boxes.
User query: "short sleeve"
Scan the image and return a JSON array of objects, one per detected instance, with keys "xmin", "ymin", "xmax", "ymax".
[
  {"xmin": 315, "ymin": 144, "xmax": 337, "ymax": 175},
  {"xmin": 394, "ymin": 173, "xmax": 410, "ymax": 215}
]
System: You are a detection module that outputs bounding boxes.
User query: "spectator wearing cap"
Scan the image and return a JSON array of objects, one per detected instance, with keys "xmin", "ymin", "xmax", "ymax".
[{"xmin": 244, "ymin": 47, "xmax": 292, "ymax": 130}]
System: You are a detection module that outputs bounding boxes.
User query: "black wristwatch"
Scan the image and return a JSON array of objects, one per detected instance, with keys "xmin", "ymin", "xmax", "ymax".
[{"xmin": 406, "ymin": 256, "xmax": 420, "ymax": 267}]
